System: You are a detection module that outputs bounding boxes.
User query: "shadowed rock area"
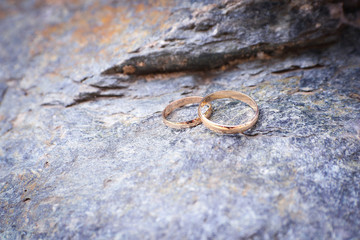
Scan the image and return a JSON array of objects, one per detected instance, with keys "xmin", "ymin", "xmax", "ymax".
[
  {"xmin": 0, "ymin": 0, "xmax": 359, "ymax": 239},
  {"xmin": 102, "ymin": 0, "xmax": 344, "ymax": 75}
]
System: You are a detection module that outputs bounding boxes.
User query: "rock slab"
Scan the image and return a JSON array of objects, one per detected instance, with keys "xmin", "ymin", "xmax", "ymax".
[{"xmin": 0, "ymin": 0, "xmax": 359, "ymax": 239}]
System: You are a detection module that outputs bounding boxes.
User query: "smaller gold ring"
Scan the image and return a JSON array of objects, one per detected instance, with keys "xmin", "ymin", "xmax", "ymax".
[
  {"xmin": 198, "ymin": 90, "xmax": 259, "ymax": 134},
  {"xmin": 162, "ymin": 96, "xmax": 212, "ymax": 129}
]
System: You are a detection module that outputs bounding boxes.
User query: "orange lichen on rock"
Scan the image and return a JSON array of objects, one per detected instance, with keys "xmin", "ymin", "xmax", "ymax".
[
  {"xmin": 27, "ymin": 1, "xmax": 175, "ymax": 79},
  {"xmin": 36, "ymin": 1, "xmax": 173, "ymax": 49},
  {"xmin": 137, "ymin": 62, "xmax": 145, "ymax": 67},
  {"xmin": 122, "ymin": 65, "xmax": 136, "ymax": 74}
]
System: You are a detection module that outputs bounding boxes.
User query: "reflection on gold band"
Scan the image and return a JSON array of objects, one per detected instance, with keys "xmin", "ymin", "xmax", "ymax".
[
  {"xmin": 162, "ymin": 96, "xmax": 212, "ymax": 129},
  {"xmin": 198, "ymin": 90, "xmax": 259, "ymax": 134}
]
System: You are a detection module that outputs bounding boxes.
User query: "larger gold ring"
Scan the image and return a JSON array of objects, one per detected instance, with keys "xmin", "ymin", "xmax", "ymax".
[
  {"xmin": 162, "ymin": 96, "xmax": 212, "ymax": 129},
  {"xmin": 198, "ymin": 90, "xmax": 259, "ymax": 134}
]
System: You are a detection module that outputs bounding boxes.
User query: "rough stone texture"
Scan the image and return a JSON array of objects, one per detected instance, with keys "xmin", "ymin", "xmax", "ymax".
[
  {"xmin": 0, "ymin": 0, "xmax": 360, "ymax": 239},
  {"xmin": 102, "ymin": 0, "xmax": 345, "ymax": 75}
]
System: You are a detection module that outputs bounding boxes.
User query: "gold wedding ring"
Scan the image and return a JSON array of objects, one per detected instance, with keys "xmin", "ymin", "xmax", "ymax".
[
  {"xmin": 162, "ymin": 96, "xmax": 212, "ymax": 129},
  {"xmin": 198, "ymin": 90, "xmax": 259, "ymax": 134}
]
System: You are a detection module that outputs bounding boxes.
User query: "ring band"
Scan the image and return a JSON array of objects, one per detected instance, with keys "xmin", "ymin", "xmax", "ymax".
[
  {"xmin": 198, "ymin": 90, "xmax": 259, "ymax": 134},
  {"xmin": 162, "ymin": 96, "xmax": 212, "ymax": 129}
]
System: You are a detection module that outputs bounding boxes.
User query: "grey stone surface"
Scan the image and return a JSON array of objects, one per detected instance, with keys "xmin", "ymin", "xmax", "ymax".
[
  {"xmin": 0, "ymin": 0, "xmax": 360, "ymax": 239},
  {"xmin": 103, "ymin": 0, "xmax": 345, "ymax": 75}
]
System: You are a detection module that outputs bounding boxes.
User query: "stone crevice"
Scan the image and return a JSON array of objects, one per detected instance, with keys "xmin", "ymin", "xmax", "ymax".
[{"xmin": 101, "ymin": 0, "xmax": 344, "ymax": 76}]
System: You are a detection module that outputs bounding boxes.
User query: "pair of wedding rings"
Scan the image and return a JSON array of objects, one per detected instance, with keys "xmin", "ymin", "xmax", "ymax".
[{"xmin": 162, "ymin": 90, "xmax": 259, "ymax": 134}]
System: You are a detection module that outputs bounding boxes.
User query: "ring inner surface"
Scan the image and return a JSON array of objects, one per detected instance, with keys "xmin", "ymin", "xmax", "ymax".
[
  {"xmin": 167, "ymin": 102, "xmax": 203, "ymax": 122},
  {"xmin": 200, "ymin": 93, "xmax": 256, "ymax": 126}
]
